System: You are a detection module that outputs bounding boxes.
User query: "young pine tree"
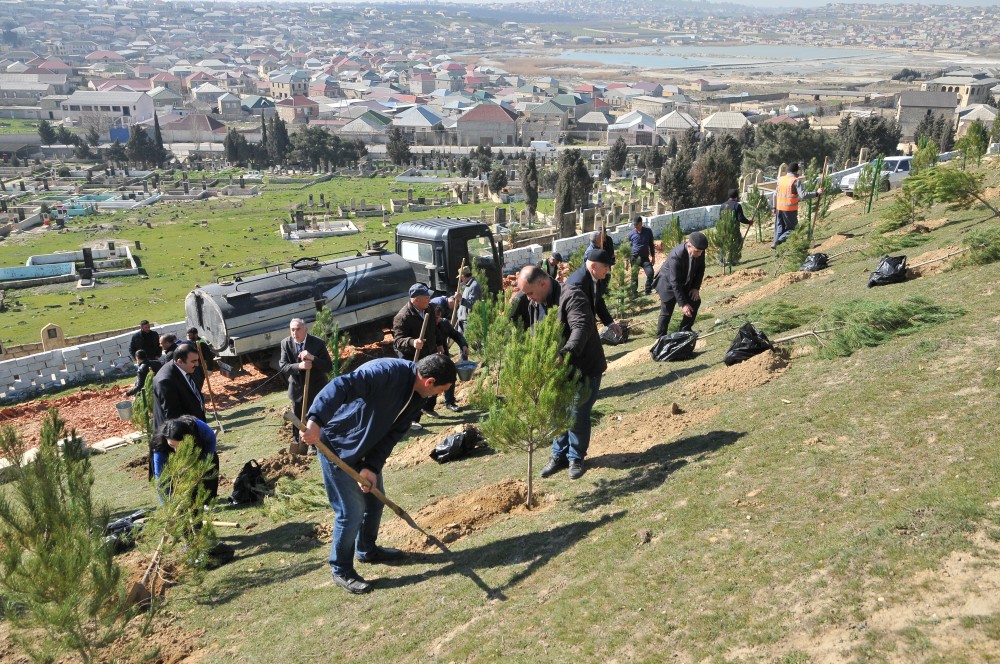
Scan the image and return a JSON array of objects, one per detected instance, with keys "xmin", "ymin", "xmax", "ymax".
[
  {"xmin": 313, "ymin": 306, "xmax": 355, "ymax": 377},
  {"xmin": 0, "ymin": 410, "xmax": 136, "ymax": 663},
  {"xmin": 477, "ymin": 313, "xmax": 579, "ymax": 509},
  {"xmin": 607, "ymin": 243, "xmax": 641, "ymax": 323},
  {"xmin": 710, "ymin": 208, "xmax": 742, "ymax": 274},
  {"xmin": 660, "ymin": 215, "xmax": 684, "ymax": 250},
  {"xmin": 463, "ymin": 282, "xmax": 516, "ymax": 409}
]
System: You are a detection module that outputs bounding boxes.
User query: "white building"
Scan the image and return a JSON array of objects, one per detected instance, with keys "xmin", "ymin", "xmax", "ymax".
[{"xmin": 59, "ymin": 90, "xmax": 155, "ymax": 127}]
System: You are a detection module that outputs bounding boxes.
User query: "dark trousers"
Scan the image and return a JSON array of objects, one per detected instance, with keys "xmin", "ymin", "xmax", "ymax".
[
  {"xmin": 631, "ymin": 256, "xmax": 654, "ymax": 294},
  {"xmin": 657, "ymin": 297, "xmax": 700, "ymax": 337},
  {"xmin": 773, "ymin": 210, "xmax": 799, "ymax": 248},
  {"xmin": 290, "ymin": 391, "xmax": 318, "ymax": 441}
]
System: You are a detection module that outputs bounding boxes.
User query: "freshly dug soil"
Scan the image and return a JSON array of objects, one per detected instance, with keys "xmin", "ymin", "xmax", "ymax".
[
  {"xmin": 814, "ymin": 233, "xmax": 849, "ymax": 252},
  {"xmin": 385, "ymin": 432, "xmax": 444, "ymax": 470},
  {"xmin": 606, "ymin": 346, "xmax": 654, "ymax": 373},
  {"xmin": 680, "ymin": 351, "xmax": 789, "ymax": 399},
  {"xmin": 380, "ymin": 479, "xmax": 547, "ymax": 551},
  {"xmin": 716, "ymin": 272, "xmax": 818, "ymax": 308},
  {"xmin": 703, "ymin": 268, "xmax": 769, "ymax": 290},
  {"xmin": 0, "ymin": 385, "xmax": 137, "ymax": 446},
  {"xmin": 257, "ymin": 448, "xmax": 314, "ymax": 482},
  {"xmin": 906, "ymin": 245, "xmax": 962, "ymax": 278},
  {"xmin": 588, "ymin": 404, "xmax": 721, "ymax": 462}
]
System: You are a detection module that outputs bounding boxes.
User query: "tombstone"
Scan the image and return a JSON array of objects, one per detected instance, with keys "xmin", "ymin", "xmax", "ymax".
[
  {"xmin": 19, "ymin": 180, "xmax": 25, "ymax": 192},
  {"xmin": 107, "ymin": 241, "xmax": 115, "ymax": 252},
  {"xmin": 319, "ymin": 193, "xmax": 325, "ymax": 206},
  {"xmin": 135, "ymin": 240, "xmax": 142, "ymax": 250},
  {"xmin": 183, "ymin": 181, "xmax": 190, "ymax": 194},
  {"xmin": 308, "ymin": 194, "xmax": 314, "ymax": 207},
  {"xmin": 407, "ymin": 188, "xmax": 414, "ymax": 203},
  {"xmin": 0, "ymin": 198, "xmax": 6, "ymax": 213},
  {"xmin": 142, "ymin": 180, "xmax": 149, "ymax": 194},
  {"xmin": 78, "ymin": 267, "xmax": 93, "ymax": 281},
  {"xmin": 494, "ymin": 207, "xmax": 506, "ymax": 227},
  {"xmin": 295, "ymin": 210, "xmax": 305, "ymax": 230},
  {"xmin": 201, "ymin": 177, "xmax": 207, "ymax": 191},
  {"xmin": 40, "ymin": 323, "xmax": 65, "ymax": 351},
  {"xmin": 124, "ymin": 165, "xmax": 129, "ymax": 176},
  {"xmin": 82, "ymin": 247, "xmax": 95, "ymax": 270},
  {"xmin": 229, "ymin": 174, "xmax": 234, "ymax": 185},
  {"xmin": 239, "ymin": 175, "xmax": 245, "ymax": 189},
  {"xmin": 42, "ymin": 177, "xmax": 49, "ymax": 190},
  {"xmin": 581, "ymin": 208, "xmax": 596, "ymax": 234},
  {"xmin": 350, "ymin": 197, "xmax": 356, "ymax": 210}
]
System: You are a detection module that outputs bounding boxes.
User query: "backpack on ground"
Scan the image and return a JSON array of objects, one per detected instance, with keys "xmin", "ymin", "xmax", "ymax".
[{"xmin": 230, "ymin": 459, "xmax": 267, "ymax": 504}]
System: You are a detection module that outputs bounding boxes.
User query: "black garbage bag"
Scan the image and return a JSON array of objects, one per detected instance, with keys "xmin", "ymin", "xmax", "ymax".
[
  {"xmin": 430, "ymin": 426, "xmax": 484, "ymax": 463},
  {"xmin": 650, "ymin": 331, "xmax": 699, "ymax": 362},
  {"xmin": 723, "ymin": 323, "xmax": 774, "ymax": 366},
  {"xmin": 800, "ymin": 253, "xmax": 829, "ymax": 272},
  {"xmin": 230, "ymin": 459, "xmax": 267, "ymax": 505},
  {"xmin": 103, "ymin": 508, "xmax": 153, "ymax": 554},
  {"xmin": 867, "ymin": 255, "xmax": 908, "ymax": 288},
  {"xmin": 600, "ymin": 324, "xmax": 630, "ymax": 346}
]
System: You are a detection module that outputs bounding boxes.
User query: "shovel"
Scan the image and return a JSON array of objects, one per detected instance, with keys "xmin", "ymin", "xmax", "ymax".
[{"xmin": 281, "ymin": 410, "xmax": 501, "ymax": 598}]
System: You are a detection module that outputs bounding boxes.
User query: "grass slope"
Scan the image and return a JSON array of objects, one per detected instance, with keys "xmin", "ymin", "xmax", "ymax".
[{"xmin": 5, "ymin": 161, "xmax": 1000, "ymax": 661}]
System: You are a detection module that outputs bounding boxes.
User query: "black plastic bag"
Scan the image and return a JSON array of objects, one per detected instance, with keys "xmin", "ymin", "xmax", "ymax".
[
  {"xmin": 723, "ymin": 323, "xmax": 774, "ymax": 366},
  {"xmin": 430, "ymin": 427, "xmax": 483, "ymax": 463},
  {"xmin": 230, "ymin": 459, "xmax": 267, "ymax": 504},
  {"xmin": 650, "ymin": 331, "xmax": 699, "ymax": 362},
  {"xmin": 103, "ymin": 508, "xmax": 153, "ymax": 554},
  {"xmin": 600, "ymin": 325, "xmax": 630, "ymax": 346},
  {"xmin": 800, "ymin": 253, "xmax": 829, "ymax": 272},
  {"xmin": 867, "ymin": 255, "xmax": 908, "ymax": 288}
]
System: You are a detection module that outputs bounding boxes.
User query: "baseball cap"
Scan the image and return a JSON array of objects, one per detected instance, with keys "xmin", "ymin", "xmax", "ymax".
[{"xmin": 409, "ymin": 283, "xmax": 431, "ymax": 298}]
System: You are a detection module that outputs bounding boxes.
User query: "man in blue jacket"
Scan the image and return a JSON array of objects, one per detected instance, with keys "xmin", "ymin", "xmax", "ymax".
[
  {"xmin": 626, "ymin": 216, "xmax": 656, "ymax": 295},
  {"xmin": 301, "ymin": 354, "xmax": 457, "ymax": 595}
]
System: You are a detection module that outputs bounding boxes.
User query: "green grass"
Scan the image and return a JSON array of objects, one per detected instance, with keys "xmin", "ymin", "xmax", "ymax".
[
  {"xmin": 4, "ymin": 163, "xmax": 1000, "ymax": 661},
  {"xmin": 0, "ymin": 118, "xmax": 40, "ymax": 134},
  {"xmin": 0, "ymin": 175, "xmax": 547, "ymax": 346}
]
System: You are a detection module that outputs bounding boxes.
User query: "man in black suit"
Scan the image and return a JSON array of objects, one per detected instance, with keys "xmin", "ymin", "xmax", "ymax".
[
  {"xmin": 152, "ymin": 345, "xmax": 206, "ymax": 433},
  {"xmin": 128, "ymin": 320, "xmax": 161, "ymax": 361},
  {"xmin": 654, "ymin": 232, "xmax": 708, "ymax": 337},
  {"xmin": 279, "ymin": 318, "xmax": 333, "ymax": 443}
]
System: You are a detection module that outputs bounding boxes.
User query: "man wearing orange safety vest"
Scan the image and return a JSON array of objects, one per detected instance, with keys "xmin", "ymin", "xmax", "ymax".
[{"xmin": 772, "ymin": 162, "xmax": 822, "ymax": 248}]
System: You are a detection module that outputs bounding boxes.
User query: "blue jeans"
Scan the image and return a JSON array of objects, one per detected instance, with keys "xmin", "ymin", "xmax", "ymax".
[
  {"xmin": 552, "ymin": 375, "xmax": 602, "ymax": 462},
  {"xmin": 773, "ymin": 210, "xmax": 799, "ymax": 247},
  {"xmin": 319, "ymin": 455, "xmax": 385, "ymax": 577}
]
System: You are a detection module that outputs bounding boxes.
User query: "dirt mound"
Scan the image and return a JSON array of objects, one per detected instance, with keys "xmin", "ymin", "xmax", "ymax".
[
  {"xmin": 295, "ymin": 522, "xmax": 333, "ymax": 545},
  {"xmin": 104, "ymin": 612, "xmax": 205, "ymax": 663},
  {"xmin": 206, "ymin": 364, "xmax": 276, "ymax": 409},
  {"xmin": 119, "ymin": 549, "xmax": 179, "ymax": 604},
  {"xmin": 606, "ymin": 346, "xmax": 652, "ymax": 373},
  {"xmin": 120, "ymin": 453, "xmax": 150, "ymax": 479},
  {"xmin": 703, "ymin": 268, "xmax": 769, "ymax": 290},
  {"xmin": 381, "ymin": 480, "xmax": 547, "ymax": 551},
  {"xmin": 912, "ymin": 217, "xmax": 949, "ymax": 233},
  {"xmin": 589, "ymin": 404, "xmax": 721, "ymax": 462},
  {"xmin": 0, "ymin": 384, "xmax": 137, "ymax": 447},
  {"xmin": 385, "ymin": 433, "xmax": 441, "ymax": 470},
  {"xmin": 716, "ymin": 272, "xmax": 818, "ymax": 308},
  {"xmin": 814, "ymin": 233, "xmax": 848, "ymax": 252},
  {"xmin": 257, "ymin": 449, "xmax": 313, "ymax": 482},
  {"xmin": 681, "ymin": 351, "xmax": 789, "ymax": 399},
  {"xmin": 906, "ymin": 245, "xmax": 962, "ymax": 278}
]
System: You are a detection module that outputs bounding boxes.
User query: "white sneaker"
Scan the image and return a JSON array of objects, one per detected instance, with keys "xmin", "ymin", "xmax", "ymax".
[{"xmin": 410, "ymin": 422, "xmax": 423, "ymax": 430}]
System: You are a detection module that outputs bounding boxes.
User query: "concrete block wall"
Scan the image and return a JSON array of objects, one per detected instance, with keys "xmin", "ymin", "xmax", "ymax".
[
  {"xmin": 0, "ymin": 321, "xmax": 186, "ymax": 402},
  {"xmin": 501, "ymin": 244, "xmax": 543, "ymax": 271}
]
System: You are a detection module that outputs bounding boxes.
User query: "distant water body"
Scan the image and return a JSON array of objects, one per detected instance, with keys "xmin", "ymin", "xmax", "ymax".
[{"xmin": 557, "ymin": 44, "xmax": 896, "ymax": 69}]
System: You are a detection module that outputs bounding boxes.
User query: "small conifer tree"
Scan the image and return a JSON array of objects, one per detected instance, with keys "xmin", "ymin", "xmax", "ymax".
[
  {"xmin": 463, "ymin": 278, "xmax": 516, "ymax": 407},
  {"xmin": 0, "ymin": 410, "xmax": 136, "ymax": 662},
  {"xmin": 478, "ymin": 314, "xmax": 579, "ymax": 508},
  {"xmin": 660, "ymin": 215, "xmax": 684, "ymax": 249},
  {"xmin": 313, "ymin": 306, "xmax": 355, "ymax": 377},
  {"xmin": 607, "ymin": 243, "xmax": 641, "ymax": 322},
  {"xmin": 710, "ymin": 208, "xmax": 742, "ymax": 274},
  {"xmin": 776, "ymin": 223, "xmax": 810, "ymax": 274}
]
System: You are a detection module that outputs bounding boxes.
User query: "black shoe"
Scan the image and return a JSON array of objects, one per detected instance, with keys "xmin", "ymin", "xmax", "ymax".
[
  {"xmin": 332, "ymin": 570, "xmax": 372, "ymax": 594},
  {"xmin": 422, "ymin": 408, "xmax": 440, "ymax": 419},
  {"xmin": 568, "ymin": 459, "xmax": 586, "ymax": 480},
  {"xmin": 357, "ymin": 546, "xmax": 406, "ymax": 563},
  {"xmin": 444, "ymin": 402, "xmax": 461, "ymax": 413},
  {"xmin": 540, "ymin": 456, "xmax": 568, "ymax": 478}
]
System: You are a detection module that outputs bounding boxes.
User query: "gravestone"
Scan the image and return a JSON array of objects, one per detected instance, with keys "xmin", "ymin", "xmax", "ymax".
[{"xmin": 40, "ymin": 323, "xmax": 65, "ymax": 351}]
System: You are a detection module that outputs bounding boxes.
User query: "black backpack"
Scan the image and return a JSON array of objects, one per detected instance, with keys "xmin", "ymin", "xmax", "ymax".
[{"xmin": 230, "ymin": 459, "xmax": 267, "ymax": 504}]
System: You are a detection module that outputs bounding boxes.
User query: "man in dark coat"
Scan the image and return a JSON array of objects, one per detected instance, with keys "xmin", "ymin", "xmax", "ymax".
[
  {"xmin": 279, "ymin": 318, "xmax": 334, "ymax": 443},
  {"xmin": 125, "ymin": 349, "xmax": 161, "ymax": 397},
  {"xmin": 128, "ymin": 320, "xmax": 161, "ymax": 361},
  {"xmin": 586, "ymin": 229, "xmax": 615, "ymax": 288},
  {"xmin": 654, "ymin": 232, "xmax": 708, "ymax": 337},
  {"xmin": 455, "ymin": 267, "xmax": 481, "ymax": 334},
  {"xmin": 514, "ymin": 265, "xmax": 562, "ymax": 331},
  {"xmin": 626, "ymin": 216, "xmax": 656, "ymax": 295},
  {"xmin": 301, "ymin": 354, "xmax": 456, "ymax": 595},
  {"xmin": 152, "ymin": 344, "xmax": 206, "ymax": 433},
  {"xmin": 540, "ymin": 250, "xmax": 621, "ymax": 481},
  {"xmin": 392, "ymin": 283, "xmax": 440, "ymax": 362}
]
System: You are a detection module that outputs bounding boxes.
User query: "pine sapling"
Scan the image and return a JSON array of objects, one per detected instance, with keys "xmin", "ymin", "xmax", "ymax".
[
  {"xmin": 478, "ymin": 314, "xmax": 579, "ymax": 509},
  {"xmin": 0, "ymin": 410, "xmax": 136, "ymax": 663},
  {"xmin": 607, "ymin": 243, "xmax": 641, "ymax": 323}
]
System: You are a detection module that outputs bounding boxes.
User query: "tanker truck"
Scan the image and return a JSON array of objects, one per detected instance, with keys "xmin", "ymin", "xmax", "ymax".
[{"xmin": 184, "ymin": 218, "xmax": 502, "ymax": 369}]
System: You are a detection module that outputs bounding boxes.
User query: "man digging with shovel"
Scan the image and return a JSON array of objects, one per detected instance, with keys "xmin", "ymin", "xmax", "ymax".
[{"xmin": 300, "ymin": 354, "xmax": 456, "ymax": 594}]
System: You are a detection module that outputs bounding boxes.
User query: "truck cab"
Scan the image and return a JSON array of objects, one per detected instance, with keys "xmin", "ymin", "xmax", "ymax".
[{"xmin": 395, "ymin": 218, "xmax": 502, "ymax": 294}]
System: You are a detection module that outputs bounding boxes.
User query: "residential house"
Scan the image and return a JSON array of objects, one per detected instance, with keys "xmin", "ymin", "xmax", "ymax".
[
  {"xmin": 895, "ymin": 91, "xmax": 957, "ymax": 141},
  {"xmin": 275, "ymin": 95, "xmax": 319, "ymax": 124},
  {"xmin": 921, "ymin": 70, "xmax": 999, "ymax": 107},
  {"xmin": 955, "ymin": 104, "xmax": 997, "ymax": 138},
  {"xmin": 268, "ymin": 70, "xmax": 310, "ymax": 100},
  {"xmin": 552, "ymin": 93, "xmax": 596, "ymax": 121},
  {"xmin": 520, "ymin": 99, "xmax": 568, "ymax": 144},
  {"xmin": 60, "ymin": 90, "xmax": 154, "ymax": 127},
  {"xmin": 700, "ymin": 111, "xmax": 751, "ymax": 137},
  {"xmin": 655, "ymin": 110, "xmax": 698, "ymax": 144},
  {"xmin": 217, "ymin": 92, "xmax": 242, "ymax": 116},
  {"xmin": 392, "ymin": 105, "xmax": 445, "ymax": 146},
  {"xmin": 338, "ymin": 110, "xmax": 392, "ymax": 144},
  {"xmin": 456, "ymin": 103, "xmax": 518, "ymax": 147},
  {"xmin": 153, "ymin": 113, "xmax": 227, "ymax": 144},
  {"xmin": 630, "ymin": 95, "xmax": 676, "ymax": 119},
  {"xmin": 192, "ymin": 83, "xmax": 227, "ymax": 105},
  {"xmin": 607, "ymin": 110, "xmax": 655, "ymax": 146},
  {"xmin": 575, "ymin": 110, "xmax": 615, "ymax": 142},
  {"xmin": 409, "ymin": 72, "xmax": 436, "ymax": 95},
  {"xmin": 240, "ymin": 94, "xmax": 276, "ymax": 117},
  {"xmin": 148, "ymin": 85, "xmax": 184, "ymax": 109}
]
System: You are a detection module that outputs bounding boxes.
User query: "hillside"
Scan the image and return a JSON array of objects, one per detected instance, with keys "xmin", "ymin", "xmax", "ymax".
[{"xmin": 2, "ymin": 160, "xmax": 1000, "ymax": 662}]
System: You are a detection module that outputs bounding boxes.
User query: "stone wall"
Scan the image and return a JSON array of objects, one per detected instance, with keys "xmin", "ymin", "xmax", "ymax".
[{"xmin": 0, "ymin": 321, "xmax": 186, "ymax": 403}]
